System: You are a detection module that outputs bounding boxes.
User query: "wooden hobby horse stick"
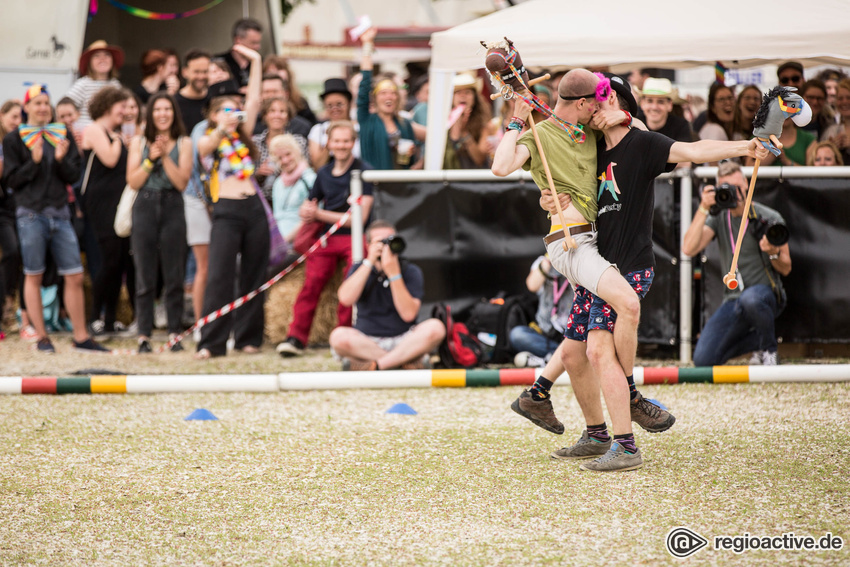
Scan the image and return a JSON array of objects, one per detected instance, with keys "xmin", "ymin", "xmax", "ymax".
[
  {"xmin": 527, "ymin": 113, "xmax": 577, "ymax": 250},
  {"xmin": 723, "ymin": 155, "xmax": 762, "ymax": 290},
  {"xmin": 487, "ymin": 70, "xmax": 577, "ymax": 250},
  {"xmin": 725, "ymin": 85, "xmax": 808, "ymax": 289}
]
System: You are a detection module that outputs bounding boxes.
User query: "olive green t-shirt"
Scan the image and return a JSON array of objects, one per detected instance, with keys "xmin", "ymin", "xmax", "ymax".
[{"xmin": 518, "ymin": 121, "xmax": 598, "ymax": 221}]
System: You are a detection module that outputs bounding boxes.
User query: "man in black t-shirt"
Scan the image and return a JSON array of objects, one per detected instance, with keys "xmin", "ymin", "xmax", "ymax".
[
  {"xmin": 543, "ymin": 74, "xmax": 770, "ymax": 472},
  {"xmin": 215, "ymin": 18, "xmax": 263, "ymax": 88},
  {"xmin": 175, "ymin": 49, "xmax": 211, "ymax": 132},
  {"xmin": 329, "ymin": 220, "xmax": 446, "ymax": 371},
  {"xmin": 639, "ymin": 77, "xmax": 693, "ymax": 144}
]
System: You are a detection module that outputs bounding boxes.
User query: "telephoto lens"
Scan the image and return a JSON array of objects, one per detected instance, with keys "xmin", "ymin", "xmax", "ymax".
[{"xmin": 381, "ymin": 235, "xmax": 406, "ymax": 254}]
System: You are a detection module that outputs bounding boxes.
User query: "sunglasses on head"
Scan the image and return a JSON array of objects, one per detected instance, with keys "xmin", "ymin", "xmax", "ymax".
[{"xmin": 779, "ymin": 75, "xmax": 802, "ymax": 84}]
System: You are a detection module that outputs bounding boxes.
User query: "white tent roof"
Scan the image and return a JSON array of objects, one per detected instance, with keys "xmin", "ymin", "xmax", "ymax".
[
  {"xmin": 429, "ymin": 0, "xmax": 850, "ymax": 73},
  {"xmin": 424, "ymin": 0, "xmax": 850, "ymax": 168}
]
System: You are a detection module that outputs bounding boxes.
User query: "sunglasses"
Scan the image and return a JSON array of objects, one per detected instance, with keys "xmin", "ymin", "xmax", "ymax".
[{"xmin": 779, "ymin": 75, "xmax": 802, "ymax": 85}]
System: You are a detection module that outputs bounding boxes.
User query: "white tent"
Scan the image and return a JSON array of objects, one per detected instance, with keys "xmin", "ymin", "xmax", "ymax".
[{"xmin": 424, "ymin": 0, "xmax": 850, "ymax": 168}]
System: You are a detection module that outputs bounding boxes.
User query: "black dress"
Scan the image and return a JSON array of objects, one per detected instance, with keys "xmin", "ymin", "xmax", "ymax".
[{"xmin": 82, "ymin": 131, "xmax": 135, "ymax": 328}]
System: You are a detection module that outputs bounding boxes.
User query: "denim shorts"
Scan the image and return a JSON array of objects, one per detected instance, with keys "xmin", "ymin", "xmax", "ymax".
[
  {"xmin": 16, "ymin": 213, "xmax": 83, "ymax": 276},
  {"xmin": 564, "ymin": 267, "xmax": 654, "ymax": 342}
]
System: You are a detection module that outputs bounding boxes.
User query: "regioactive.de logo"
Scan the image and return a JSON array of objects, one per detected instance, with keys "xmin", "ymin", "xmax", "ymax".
[{"xmin": 666, "ymin": 527, "xmax": 709, "ymax": 558}]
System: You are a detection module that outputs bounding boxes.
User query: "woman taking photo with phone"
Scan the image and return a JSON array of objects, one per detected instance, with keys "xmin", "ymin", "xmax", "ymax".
[{"xmin": 195, "ymin": 45, "xmax": 268, "ymax": 359}]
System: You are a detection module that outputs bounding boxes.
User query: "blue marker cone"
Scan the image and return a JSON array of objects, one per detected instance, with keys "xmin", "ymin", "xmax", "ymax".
[
  {"xmin": 386, "ymin": 403, "xmax": 417, "ymax": 415},
  {"xmin": 185, "ymin": 408, "xmax": 218, "ymax": 421}
]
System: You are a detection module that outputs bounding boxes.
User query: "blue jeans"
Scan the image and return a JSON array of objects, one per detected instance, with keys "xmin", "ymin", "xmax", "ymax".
[
  {"xmin": 16, "ymin": 212, "xmax": 83, "ymax": 276},
  {"xmin": 509, "ymin": 325, "xmax": 561, "ymax": 358},
  {"xmin": 693, "ymin": 284, "xmax": 782, "ymax": 366}
]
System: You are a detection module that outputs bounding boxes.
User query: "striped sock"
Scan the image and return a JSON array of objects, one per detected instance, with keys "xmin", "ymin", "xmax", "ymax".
[
  {"xmin": 586, "ymin": 422, "xmax": 610, "ymax": 443},
  {"xmin": 614, "ymin": 433, "xmax": 637, "ymax": 454},
  {"xmin": 626, "ymin": 374, "xmax": 637, "ymax": 400},
  {"xmin": 530, "ymin": 376, "xmax": 553, "ymax": 400}
]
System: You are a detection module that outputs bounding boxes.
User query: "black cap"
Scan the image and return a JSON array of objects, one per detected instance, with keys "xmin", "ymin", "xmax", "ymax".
[
  {"xmin": 603, "ymin": 72, "xmax": 638, "ymax": 115},
  {"xmin": 208, "ymin": 79, "xmax": 242, "ymax": 99},
  {"xmin": 777, "ymin": 61, "xmax": 804, "ymax": 77},
  {"xmin": 320, "ymin": 78, "xmax": 352, "ymax": 101}
]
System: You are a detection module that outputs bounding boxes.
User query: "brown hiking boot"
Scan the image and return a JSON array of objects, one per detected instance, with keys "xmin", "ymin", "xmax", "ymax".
[
  {"xmin": 401, "ymin": 355, "xmax": 430, "ymax": 370},
  {"xmin": 342, "ymin": 359, "xmax": 378, "ymax": 371},
  {"xmin": 510, "ymin": 389, "xmax": 564, "ymax": 435},
  {"xmin": 631, "ymin": 391, "xmax": 676, "ymax": 433}
]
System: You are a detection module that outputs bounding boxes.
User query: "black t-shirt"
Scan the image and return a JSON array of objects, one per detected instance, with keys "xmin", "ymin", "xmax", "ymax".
[
  {"xmin": 348, "ymin": 260, "xmax": 425, "ymax": 337},
  {"xmin": 596, "ymin": 129, "xmax": 675, "ymax": 274},
  {"xmin": 175, "ymin": 92, "xmax": 209, "ymax": 132},
  {"xmin": 653, "ymin": 114, "xmax": 693, "ymax": 142},
  {"xmin": 309, "ymin": 157, "xmax": 374, "ymax": 235}
]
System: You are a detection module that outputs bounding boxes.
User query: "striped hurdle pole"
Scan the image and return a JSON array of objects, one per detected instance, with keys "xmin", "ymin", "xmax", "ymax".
[{"xmin": 0, "ymin": 365, "xmax": 848, "ymax": 394}]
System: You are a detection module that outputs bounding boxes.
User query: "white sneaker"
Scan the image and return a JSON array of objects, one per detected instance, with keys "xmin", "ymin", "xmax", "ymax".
[
  {"xmin": 748, "ymin": 351, "xmax": 764, "ymax": 365},
  {"xmin": 514, "ymin": 351, "xmax": 547, "ymax": 368},
  {"xmin": 762, "ymin": 351, "xmax": 779, "ymax": 366}
]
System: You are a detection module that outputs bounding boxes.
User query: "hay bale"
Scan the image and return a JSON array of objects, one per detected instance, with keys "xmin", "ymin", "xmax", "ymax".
[{"xmin": 265, "ymin": 261, "xmax": 347, "ymax": 345}]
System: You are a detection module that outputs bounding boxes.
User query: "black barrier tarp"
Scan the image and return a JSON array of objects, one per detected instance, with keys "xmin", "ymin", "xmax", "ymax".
[
  {"xmin": 699, "ymin": 178, "xmax": 850, "ymax": 343},
  {"xmin": 371, "ymin": 176, "xmax": 850, "ymax": 345}
]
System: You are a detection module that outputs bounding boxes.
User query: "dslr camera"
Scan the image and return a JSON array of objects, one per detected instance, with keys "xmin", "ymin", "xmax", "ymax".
[
  {"xmin": 708, "ymin": 183, "xmax": 739, "ymax": 215},
  {"xmin": 380, "ymin": 235, "xmax": 406, "ymax": 255},
  {"xmin": 750, "ymin": 217, "xmax": 789, "ymax": 246}
]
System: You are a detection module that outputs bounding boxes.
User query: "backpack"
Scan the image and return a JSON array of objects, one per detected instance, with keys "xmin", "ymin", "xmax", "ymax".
[
  {"xmin": 431, "ymin": 303, "xmax": 483, "ymax": 368},
  {"xmin": 465, "ymin": 295, "xmax": 536, "ymax": 363}
]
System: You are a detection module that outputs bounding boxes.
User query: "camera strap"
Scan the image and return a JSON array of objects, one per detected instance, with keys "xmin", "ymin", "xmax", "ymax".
[{"xmin": 745, "ymin": 208, "xmax": 784, "ymax": 306}]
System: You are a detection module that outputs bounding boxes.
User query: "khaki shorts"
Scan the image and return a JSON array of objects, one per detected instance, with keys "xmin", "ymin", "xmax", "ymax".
[{"xmin": 545, "ymin": 230, "xmax": 614, "ymax": 296}]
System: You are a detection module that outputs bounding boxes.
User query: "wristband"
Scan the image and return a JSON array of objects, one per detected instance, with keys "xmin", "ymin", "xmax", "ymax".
[
  {"xmin": 388, "ymin": 274, "xmax": 402, "ymax": 282},
  {"xmin": 769, "ymin": 253, "xmax": 779, "ymax": 260},
  {"xmin": 621, "ymin": 110, "xmax": 632, "ymax": 127},
  {"xmin": 507, "ymin": 118, "xmax": 525, "ymax": 133},
  {"xmin": 142, "ymin": 158, "xmax": 154, "ymax": 172},
  {"xmin": 538, "ymin": 264, "xmax": 553, "ymax": 279},
  {"xmin": 361, "ymin": 259, "xmax": 373, "ymax": 270},
  {"xmin": 362, "ymin": 42, "xmax": 375, "ymax": 56},
  {"xmin": 697, "ymin": 205, "xmax": 710, "ymax": 216}
]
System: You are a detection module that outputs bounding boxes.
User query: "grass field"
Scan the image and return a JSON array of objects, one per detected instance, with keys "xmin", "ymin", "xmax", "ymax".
[{"xmin": 0, "ymin": 335, "xmax": 848, "ymax": 566}]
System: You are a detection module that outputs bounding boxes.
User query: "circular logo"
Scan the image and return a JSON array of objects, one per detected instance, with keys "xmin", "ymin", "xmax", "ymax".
[{"xmin": 666, "ymin": 527, "xmax": 709, "ymax": 558}]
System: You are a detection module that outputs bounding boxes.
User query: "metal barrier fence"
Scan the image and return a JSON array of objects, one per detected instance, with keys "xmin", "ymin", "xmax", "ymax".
[{"xmin": 350, "ymin": 166, "xmax": 850, "ymax": 364}]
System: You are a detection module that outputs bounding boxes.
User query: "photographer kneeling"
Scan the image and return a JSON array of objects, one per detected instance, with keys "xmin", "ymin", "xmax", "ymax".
[
  {"xmin": 683, "ymin": 161, "xmax": 791, "ymax": 366},
  {"xmin": 329, "ymin": 220, "xmax": 446, "ymax": 371}
]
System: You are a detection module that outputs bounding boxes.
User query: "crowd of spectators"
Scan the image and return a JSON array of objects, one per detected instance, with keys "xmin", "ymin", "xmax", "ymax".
[{"xmin": 0, "ymin": 17, "xmax": 847, "ymax": 361}]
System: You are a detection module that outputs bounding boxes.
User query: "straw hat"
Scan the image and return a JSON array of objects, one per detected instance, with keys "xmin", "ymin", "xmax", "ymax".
[
  {"xmin": 639, "ymin": 77, "xmax": 686, "ymax": 104},
  {"xmin": 79, "ymin": 40, "xmax": 125, "ymax": 76},
  {"xmin": 453, "ymin": 72, "xmax": 483, "ymax": 93}
]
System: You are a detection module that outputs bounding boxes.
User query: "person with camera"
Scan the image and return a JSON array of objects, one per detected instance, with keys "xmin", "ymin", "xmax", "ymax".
[
  {"xmin": 329, "ymin": 220, "xmax": 445, "ymax": 371},
  {"xmin": 683, "ymin": 161, "xmax": 791, "ymax": 366}
]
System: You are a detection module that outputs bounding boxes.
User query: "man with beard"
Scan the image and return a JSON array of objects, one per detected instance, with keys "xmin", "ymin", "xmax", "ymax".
[{"xmin": 176, "ymin": 49, "xmax": 212, "ymax": 132}]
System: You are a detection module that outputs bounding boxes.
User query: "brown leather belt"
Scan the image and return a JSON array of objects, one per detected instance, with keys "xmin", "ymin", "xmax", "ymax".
[{"xmin": 543, "ymin": 222, "xmax": 596, "ymax": 246}]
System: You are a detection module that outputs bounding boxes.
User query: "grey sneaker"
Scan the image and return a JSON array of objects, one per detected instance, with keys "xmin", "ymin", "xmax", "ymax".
[
  {"xmin": 580, "ymin": 442, "xmax": 643, "ymax": 472},
  {"xmin": 510, "ymin": 389, "xmax": 564, "ymax": 435},
  {"xmin": 748, "ymin": 350, "xmax": 764, "ymax": 365},
  {"xmin": 551, "ymin": 430, "xmax": 612, "ymax": 460},
  {"xmin": 631, "ymin": 391, "xmax": 676, "ymax": 433}
]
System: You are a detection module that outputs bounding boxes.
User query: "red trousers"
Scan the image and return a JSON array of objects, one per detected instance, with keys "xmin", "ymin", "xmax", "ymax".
[{"xmin": 287, "ymin": 234, "xmax": 363, "ymax": 344}]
